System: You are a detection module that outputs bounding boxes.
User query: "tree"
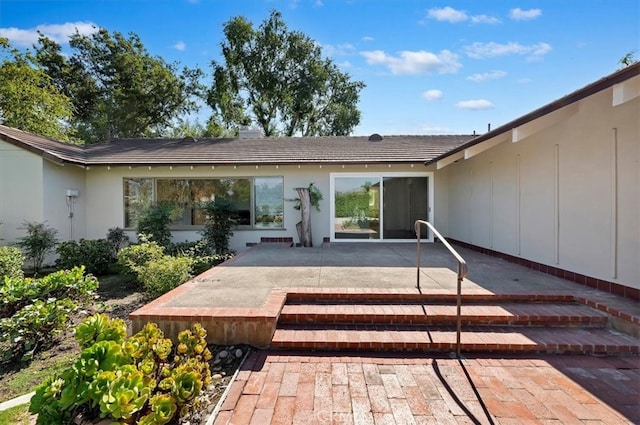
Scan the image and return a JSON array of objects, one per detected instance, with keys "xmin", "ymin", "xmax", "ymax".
[
  {"xmin": 618, "ymin": 50, "xmax": 638, "ymax": 68},
  {"xmin": 207, "ymin": 10, "xmax": 365, "ymax": 137},
  {"xmin": 0, "ymin": 38, "xmax": 75, "ymax": 141},
  {"xmin": 34, "ymin": 28, "xmax": 204, "ymax": 143},
  {"xmin": 15, "ymin": 221, "xmax": 59, "ymax": 275}
]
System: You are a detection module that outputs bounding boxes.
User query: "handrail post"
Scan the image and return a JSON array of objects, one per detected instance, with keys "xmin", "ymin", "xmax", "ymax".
[{"xmin": 414, "ymin": 220, "xmax": 468, "ymax": 359}]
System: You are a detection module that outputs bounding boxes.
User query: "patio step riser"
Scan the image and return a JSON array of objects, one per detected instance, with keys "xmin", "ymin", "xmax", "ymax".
[
  {"xmin": 285, "ymin": 293, "xmax": 576, "ymax": 304},
  {"xmin": 279, "ymin": 315, "xmax": 608, "ymax": 327},
  {"xmin": 271, "ymin": 327, "xmax": 640, "ymax": 355},
  {"xmin": 278, "ymin": 303, "xmax": 608, "ymax": 327}
]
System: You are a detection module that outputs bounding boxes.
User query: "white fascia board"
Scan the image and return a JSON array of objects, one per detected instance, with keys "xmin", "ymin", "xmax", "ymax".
[
  {"xmin": 436, "ymin": 151, "xmax": 464, "ymax": 169},
  {"xmin": 464, "ymin": 133, "xmax": 511, "ymax": 160},
  {"xmin": 512, "ymin": 103, "xmax": 579, "ymax": 143},
  {"xmin": 612, "ymin": 76, "xmax": 640, "ymax": 106}
]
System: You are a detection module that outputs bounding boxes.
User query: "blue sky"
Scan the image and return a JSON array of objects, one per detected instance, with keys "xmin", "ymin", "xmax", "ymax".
[{"xmin": 1, "ymin": 0, "xmax": 638, "ymax": 136}]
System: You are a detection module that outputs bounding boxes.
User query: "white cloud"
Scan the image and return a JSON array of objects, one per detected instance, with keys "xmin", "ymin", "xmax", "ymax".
[
  {"xmin": 422, "ymin": 89, "xmax": 443, "ymax": 101},
  {"xmin": 456, "ymin": 99, "xmax": 494, "ymax": 110},
  {"xmin": 321, "ymin": 43, "xmax": 356, "ymax": 57},
  {"xmin": 464, "ymin": 41, "xmax": 551, "ymax": 60},
  {"xmin": 471, "ymin": 14, "xmax": 501, "ymax": 24},
  {"xmin": 362, "ymin": 36, "xmax": 374, "ymax": 42},
  {"xmin": 467, "ymin": 70, "xmax": 507, "ymax": 82},
  {"xmin": 0, "ymin": 21, "xmax": 98, "ymax": 47},
  {"xmin": 173, "ymin": 41, "xmax": 186, "ymax": 51},
  {"xmin": 509, "ymin": 8, "xmax": 542, "ymax": 21},
  {"xmin": 425, "ymin": 7, "xmax": 500, "ymax": 25},
  {"xmin": 361, "ymin": 49, "xmax": 461, "ymax": 75},
  {"xmin": 427, "ymin": 6, "xmax": 468, "ymax": 23}
]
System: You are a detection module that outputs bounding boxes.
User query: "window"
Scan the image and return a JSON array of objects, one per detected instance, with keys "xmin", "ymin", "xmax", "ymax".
[{"xmin": 124, "ymin": 177, "xmax": 283, "ymax": 229}]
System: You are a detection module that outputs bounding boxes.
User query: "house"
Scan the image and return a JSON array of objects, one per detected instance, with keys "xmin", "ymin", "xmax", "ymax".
[{"xmin": 1, "ymin": 63, "xmax": 638, "ymax": 298}]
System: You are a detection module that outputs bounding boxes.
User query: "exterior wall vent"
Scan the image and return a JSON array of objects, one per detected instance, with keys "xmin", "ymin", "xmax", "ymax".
[{"xmin": 368, "ymin": 133, "xmax": 383, "ymax": 142}]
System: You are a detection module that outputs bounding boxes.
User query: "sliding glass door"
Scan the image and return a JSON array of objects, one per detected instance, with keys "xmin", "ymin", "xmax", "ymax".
[{"xmin": 331, "ymin": 173, "xmax": 432, "ymax": 241}]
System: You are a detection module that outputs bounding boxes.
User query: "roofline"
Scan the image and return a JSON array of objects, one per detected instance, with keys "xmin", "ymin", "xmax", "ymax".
[
  {"xmin": 425, "ymin": 62, "xmax": 640, "ymax": 166},
  {"xmin": 0, "ymin": 132, "xmax": 85, "ymax": 166},
  {"xmin": 83, "ymin": 159, "xmax": 434, "ymax": 167}
]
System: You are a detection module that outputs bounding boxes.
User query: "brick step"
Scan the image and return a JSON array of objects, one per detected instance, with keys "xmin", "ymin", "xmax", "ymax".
[
  {"xmin": 271, "ymin": 325, "xmax": 640, "ymax": 355},
  {"xmin": 278, "ymin": 302, "xmax": 608, "ymax": 327},
  {"xmin": 284, "ymin": 290, "xmax": 575, "ymax": 304}
]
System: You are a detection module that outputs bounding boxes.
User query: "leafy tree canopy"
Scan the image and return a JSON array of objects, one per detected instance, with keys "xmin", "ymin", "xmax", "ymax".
[
  {"xmin": 34, "ymin": 28, "xmax": 204, "ymax": 143},
  {"xmin": 0, "ymin": 37, "xmax": 76, "ymax": 142},
  {"xmin": 207, "ymin": 10, "xmax": 365, "ymax": 137}
]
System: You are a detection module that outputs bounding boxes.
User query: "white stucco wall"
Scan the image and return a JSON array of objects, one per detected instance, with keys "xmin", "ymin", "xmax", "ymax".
[
  {"xmin": 84, "ymin": 163, "xmax": 430, "ymax": 252},
  {"xmin": 443, "ymin": 81, "xmax": 640, "ymax": 290},
  {"xmin": 0, "ymin": 140, "xmax": 44, "ymax": 244},
  {"xmin": 42, "ymin": 161, "xmax": 87, "ymax": 242}
]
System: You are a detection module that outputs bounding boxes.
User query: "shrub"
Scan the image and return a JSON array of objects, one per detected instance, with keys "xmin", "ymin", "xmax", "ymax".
[
  {"xmin": 15, "ymin": 221, "xmax": 59, "ymax": 275},
  {"xmin": 137, "ymin": 203, "xmax": 181, "ymax": 248},
  {"xmin": 117, "ymin": 240, "xmax": 165, "ymax": 283},
  {"xmin": 0, "ymin": 267, "xmax": 98, "ymax": 364},
  {"xmin": 0, "ymin": 246, "xmax": 24, "ymax": 279},
  {"xmin": 30, "ymin": 316, "xmax": 212, "ymax": 425},
  {"xmin": 138, "ymin": 256, "xmax": 193, "ymax": 298},
  {"xmin": 200, "ymin": 198, "xmax": 236, "ymax": 255},
  {"xmin": 106, "ymin": 226, "xmax": 129, "ymax": 257},
  {"xmin": 56, "ymin": 239, "xmax": 114, "ymax": 275}
]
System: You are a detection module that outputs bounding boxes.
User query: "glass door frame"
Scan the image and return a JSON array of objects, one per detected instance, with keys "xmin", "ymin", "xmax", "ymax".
[{"xmin": 329, "ymin": 172, "xmax": 434, "ymax": 242}]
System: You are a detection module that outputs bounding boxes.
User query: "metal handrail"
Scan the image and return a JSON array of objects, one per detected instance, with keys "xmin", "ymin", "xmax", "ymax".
[{"xmin": 415, "ymin": 220, "xmax": 468, "ymax": 358}]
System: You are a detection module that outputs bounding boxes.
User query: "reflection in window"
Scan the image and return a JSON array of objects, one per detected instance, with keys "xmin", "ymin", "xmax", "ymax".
[
  {"xmin": 124, "ymin": 178, "xmax": 153, "ymax": 228},
  {"xmin": 255, "ymin": 177, "xmax": 284, "ymax": 228},
  {"xmin": 123, "ymin": 177, "xmax": 283, "ymax": 228}
]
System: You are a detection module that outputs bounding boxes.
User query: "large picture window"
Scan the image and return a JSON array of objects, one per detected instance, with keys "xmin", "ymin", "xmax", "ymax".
[{"xmin": 124, "ymin": 177, "xmax": 283, "ymax": 229}]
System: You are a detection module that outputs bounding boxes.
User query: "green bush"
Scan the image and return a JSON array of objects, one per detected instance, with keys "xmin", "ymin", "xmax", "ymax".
[
  {"xmin": 15, "ymin": 221, "xmax": 59, "ymax": 275},
  {"xmin": 106, "ymin": 226, "xmax": 129, "ymax": 258},
  {"xmin": 0, "ymin": 266, "xmax": 98, "ymax": 318},
  {"xmin": 30, "ymin": 315, "xmax": 212, "ymax": 425},
  {"xmin": 137, "ymin": 203, "xmax": 181, "ymax": 248},
  {"xmin": 0, "ymin": 246, "xmax": 24, "ymax": 279},
  {"xmin": 138, "ymin": 256, "xmax": 193, "ymax": 298},
  {"xmin": 0, "ymin": 267, "xmax": 98, "ymax": 363},
  {"xmin": 117, "ymin": 240, "xmax": 165, "ymax": 282},
  {"xmin": 56, "ymin": 239, "xmax": 114, "ymax": 275},
  {"xmin": 200, "ymin": 198, "xmax": 236, "ymax": 255}
]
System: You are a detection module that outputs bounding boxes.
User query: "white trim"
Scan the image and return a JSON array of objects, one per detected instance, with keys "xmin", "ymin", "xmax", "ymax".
[{"xmin": 329, "ymin": 172, "xmax": 434, "ymax": 243}]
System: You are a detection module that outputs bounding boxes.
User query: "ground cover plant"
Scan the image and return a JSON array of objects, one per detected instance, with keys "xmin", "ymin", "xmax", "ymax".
[{"xmin": 30, "ymin": 315, "xmax": 213, "ymax": 425}]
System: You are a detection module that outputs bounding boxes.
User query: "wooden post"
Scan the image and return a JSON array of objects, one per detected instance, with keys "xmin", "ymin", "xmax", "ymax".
[{"xmin": 296, "ymin": 187, "xmax": 313, "ymax": 247}]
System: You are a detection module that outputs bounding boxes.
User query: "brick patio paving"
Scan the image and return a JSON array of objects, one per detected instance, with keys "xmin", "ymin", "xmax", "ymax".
[{"xmin": 214, "ymin": 351, "xmax": 640, "ymax": 425}]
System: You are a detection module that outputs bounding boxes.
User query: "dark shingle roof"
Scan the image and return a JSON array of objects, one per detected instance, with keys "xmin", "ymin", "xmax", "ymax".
[
  {"xmin": 0, "ymin": 126, "xmax": 472, "ymax": 166},
  {"xmin": 0, "ymin": 125, "xmax": 86, "ymax": 164}
]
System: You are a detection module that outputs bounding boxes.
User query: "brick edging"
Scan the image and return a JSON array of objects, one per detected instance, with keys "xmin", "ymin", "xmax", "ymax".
[{"xmin": 447, "ymin": 238, "xmax": 640, "ymax": 301}]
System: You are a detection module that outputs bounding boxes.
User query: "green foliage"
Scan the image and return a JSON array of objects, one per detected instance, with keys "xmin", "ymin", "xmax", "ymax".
[
  {"xmin": 0, "ymin": 266, "xmax": 97, "ymax": 318},
  {"xmin": 166, "ymin": 240, "xmax": 232, "ymax": 276},
  {"xmin": 619, "ymin": 50, "xmax": 638, "ymax": 68},
  {"xmin": 117, "ymin": 240, "xmax": 165, "ymax": 283},
  {"xmin": 34, "ymin": 28, "xmax": 203, "ymax": 144},
  {"xmin": 30, "ymin": 316, "xmax": 213, "ymax": 425},
  {"xmin": 0, "ymin": 267, "xmax": 97, "ymax": 364},
  {"xmin": 137, "ymin": 203, "xmax": 181, "ymax": 247},
  {"xmin": 56, "ymin": 238, "xmax": 114, "ymax": 275},
  {"xmin": 289, "ymin": 182, "xmax": 323, "ymax": 212},
  {"xmin": 106, "ymin": 226, "xmax": 129, "ymax": 258},
  {"xmin": 200, "ymin": 198, "xmax": 237, "ymax": 255},
  {"xmin": 0, "ymin": 246, "xmax": 24, "ymax": 279},
  {"xmin": 0, "ymin": 37, "xmax": 75, "ymax": 141},
  {"xmin": 335, "ymin": 190, "xmax": 370, "ymax": 218},
  {"xmin": 208, "ymin": 10, "xmax": 365, "ymax": 136},
  {"xmin": 0, "ymin": 298, "xmax": 76, "ymax": 363},
  {"xmin": 75, "ymin": 313, "xmax": 127, "ymax": 349},
  {"xmin": 15, "ymin": 221, "xmax": 59, "ymax": 275},
  {"xmin": 138, "ymin": 256, "xmax": 193, "ymax": 298}
]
